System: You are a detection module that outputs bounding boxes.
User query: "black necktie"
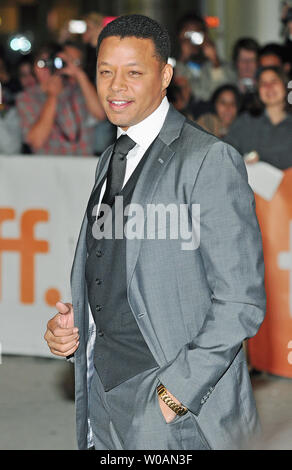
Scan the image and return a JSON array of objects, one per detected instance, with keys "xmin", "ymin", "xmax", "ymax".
[{"xmin": 101, "ymin": 134, "xmax": 136, "ymax": 208}]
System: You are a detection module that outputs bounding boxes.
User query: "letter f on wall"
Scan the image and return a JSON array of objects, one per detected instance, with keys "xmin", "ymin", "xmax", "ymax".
[{"xmin": 0, "ymin": 208, "xmax": 49, "ymax": 303}]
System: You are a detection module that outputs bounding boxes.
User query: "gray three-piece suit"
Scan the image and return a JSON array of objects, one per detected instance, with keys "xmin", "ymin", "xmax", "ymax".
[{"xmin": 70, "ymin": 105, "xmax": 266, "ymax": 450}]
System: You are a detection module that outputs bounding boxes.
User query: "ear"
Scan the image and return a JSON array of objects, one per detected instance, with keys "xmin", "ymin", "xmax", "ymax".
[{"xmin": 161, "ymin": 63, "xmax": 173, "ymax": 92}]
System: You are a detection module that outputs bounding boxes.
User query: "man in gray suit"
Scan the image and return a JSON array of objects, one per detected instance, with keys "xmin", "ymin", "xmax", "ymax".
[{"xmin": 44, "ymin": 15, "xmax": 266, "ymax": 450}]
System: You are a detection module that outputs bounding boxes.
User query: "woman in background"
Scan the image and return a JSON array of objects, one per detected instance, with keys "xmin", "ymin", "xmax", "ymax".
[
  {"xmin": 225, "ymin": 66, "xmax": 292, "ymax": 169},
  {"xmin": 197, "ymin": 84, "xmax": 240, "ymax": 138}
]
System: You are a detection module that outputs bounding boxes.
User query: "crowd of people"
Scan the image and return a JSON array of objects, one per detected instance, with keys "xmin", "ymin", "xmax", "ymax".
[
  {"xmin": 168, "ymin": 9, "xmax": 292, "ymax": 170},
  {"xmin": 0, "ymin": 8, "xmax": 291, "ymax": 168}
]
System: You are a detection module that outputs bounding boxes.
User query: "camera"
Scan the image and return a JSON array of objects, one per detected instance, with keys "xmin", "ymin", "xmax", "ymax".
[
  {"xmin": 184, "ymin": 31, "xmax": 205, "ymax": 46},
  {"xmin": 68, "ymin": 20, "xmax": 86, "ymax": 34},
  {"xmin": 36, "ymin": 56, "xmax": 67, "ymax": 73},
  {"xmin": 240, "ymin": 78, "xmax": 256, "ymax": 93}
]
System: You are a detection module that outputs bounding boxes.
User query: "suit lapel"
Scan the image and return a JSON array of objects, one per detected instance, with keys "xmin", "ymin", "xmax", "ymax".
[
  {"xmin": 126, "ymin": 105, "xmax": 186, "ymax": 286},
  {"xmin": 92, "ymin": 144, "xmax": 114, "ymax": 193},
  {"xmin": 70, "ymin": 211, "xmax": 87, "ymax": 323},
  {"xmin": 71, "ymin": 105, "xmax": 186, "ymax": 299},
  {"xmin": 70, "ymin": 144, "xmax": 114, "ymax": 313}
]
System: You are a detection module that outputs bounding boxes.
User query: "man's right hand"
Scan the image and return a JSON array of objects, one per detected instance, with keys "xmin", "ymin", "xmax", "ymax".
[
  {"xmin": 44, "ymin": 74, "xmax": 63, "ymax": 97},
  {"xmin": 44, "ymin": 301, "xmax": 79, "ymax": 357}
]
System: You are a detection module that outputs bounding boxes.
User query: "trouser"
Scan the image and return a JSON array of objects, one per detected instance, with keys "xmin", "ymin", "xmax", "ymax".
[{"xmin": 88, "ymin": 365, "xmax": 211, "ymax": 450}]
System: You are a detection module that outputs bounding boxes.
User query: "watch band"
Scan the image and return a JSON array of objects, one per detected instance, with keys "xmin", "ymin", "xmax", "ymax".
[{"xmin": 157, "ymin": 384, "xmax": 188, "ymax": 416}]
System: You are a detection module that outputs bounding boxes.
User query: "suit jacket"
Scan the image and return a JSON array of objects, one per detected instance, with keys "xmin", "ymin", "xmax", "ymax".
[{"xmin": 70, "ymin": 105, "xmax": 266, "ymax": 450}]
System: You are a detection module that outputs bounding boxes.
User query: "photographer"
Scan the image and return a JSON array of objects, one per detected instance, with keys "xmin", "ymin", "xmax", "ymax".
[
  {"xmin": 175, "ymin": 12, "xmax": 236, "ymax": 102},
  {"xmin": 16, "ymin": 44, "xmax": 105, "ymax": 156}
]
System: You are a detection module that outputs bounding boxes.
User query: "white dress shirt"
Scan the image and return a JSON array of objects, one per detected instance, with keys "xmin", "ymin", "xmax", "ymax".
[
  {"xmin": 95, "ymin": 96, "xmax": 170, "ymax": 214},
  {"xmin": 86, "ymin": 96, "xmax": 170, "ymax": 447}
]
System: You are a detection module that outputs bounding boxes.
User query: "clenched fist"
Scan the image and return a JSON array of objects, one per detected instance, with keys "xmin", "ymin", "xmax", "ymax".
[{"xmin": 44, "ymin": 301, "xmax": 79, "ymax": 357}]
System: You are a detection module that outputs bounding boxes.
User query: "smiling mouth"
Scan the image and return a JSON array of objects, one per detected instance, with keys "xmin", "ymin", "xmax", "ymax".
[{"xmin": 107, "ymin": 99, "xmax": 134, "ymax": 110}]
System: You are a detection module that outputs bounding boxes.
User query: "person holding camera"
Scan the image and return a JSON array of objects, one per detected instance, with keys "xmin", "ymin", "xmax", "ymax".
[
  {"xmin": 16, "ymin": 44, "xmax": 105, "ymax": 156},
  {"xmin": 175, "ymin": 12, "xmax": 236, "ymax": 103}
]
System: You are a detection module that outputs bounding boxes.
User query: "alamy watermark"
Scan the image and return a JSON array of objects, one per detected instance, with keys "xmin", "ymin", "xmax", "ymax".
[{"xmin": 91, "ymin": 197, "xmax": 201, "ymax": 251}]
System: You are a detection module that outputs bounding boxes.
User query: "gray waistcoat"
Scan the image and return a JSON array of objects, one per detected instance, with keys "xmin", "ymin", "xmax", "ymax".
[{"xmin": 85, "ymin": 146, "xmax": 157, "ymax": 391}]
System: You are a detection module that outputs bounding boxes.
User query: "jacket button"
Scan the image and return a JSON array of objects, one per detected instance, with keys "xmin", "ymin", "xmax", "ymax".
[
  {"xmin": 95, "ymin": 278, "xmax": 102, "ymax": 285},
  {"xmin": 96, "ymin": 250, "xmax": 102, "ymax": 257},
  {"xmin": 97, "ymin": 330, "xmax": 104, "ymax": 337},
  {"xmin": 95, "ymin": 305, "xmax": 102, "ymax": 312}
]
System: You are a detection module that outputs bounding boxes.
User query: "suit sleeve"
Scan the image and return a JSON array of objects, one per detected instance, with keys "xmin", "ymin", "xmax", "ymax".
[{"xmin": 157, "ymin": 140, "xmax": 266, "ymax": 415}]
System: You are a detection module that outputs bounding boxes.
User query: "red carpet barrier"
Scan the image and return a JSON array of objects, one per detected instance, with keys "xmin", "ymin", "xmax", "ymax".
[
  {"xmin": 248, "ymin": 168, "xmax": 292, "ymax": 377},
  {"xmin": 0, "ymin": 156, "xmax": 97, "ymax": 357}
]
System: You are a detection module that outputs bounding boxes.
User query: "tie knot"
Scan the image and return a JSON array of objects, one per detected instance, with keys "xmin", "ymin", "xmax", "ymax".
[{"xmin": 114, "ymin": 134, "xmax": 136, "ymax": 156}]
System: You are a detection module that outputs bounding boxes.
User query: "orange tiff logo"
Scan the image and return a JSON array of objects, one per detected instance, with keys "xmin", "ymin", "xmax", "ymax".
[{"xmin": 0, "ymin": 208, "xmax": 49, "ymax": 304}]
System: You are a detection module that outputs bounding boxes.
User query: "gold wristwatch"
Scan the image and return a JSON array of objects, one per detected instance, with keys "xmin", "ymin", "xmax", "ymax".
[{"xmin": 157, "ymin": 384, "xmax": 188, "ymax": 416}]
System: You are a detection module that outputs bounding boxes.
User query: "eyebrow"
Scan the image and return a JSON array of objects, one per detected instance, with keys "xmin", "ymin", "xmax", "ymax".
[{"xmin": 98, "ymin": 61, "xmax": 143, "ymax": 67}]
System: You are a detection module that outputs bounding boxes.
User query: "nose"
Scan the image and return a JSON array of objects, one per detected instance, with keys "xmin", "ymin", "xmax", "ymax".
[
  {"xmin": 110, "ymin": 70, "xmax": 127, "ymax": 93},
  {"xmin": 261, "ymin": 82, "xmax": 274, "ymax": 90}
]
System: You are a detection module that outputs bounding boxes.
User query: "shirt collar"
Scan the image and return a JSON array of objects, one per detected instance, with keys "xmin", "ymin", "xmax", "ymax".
[
  {"xmin": 263, "ymin": 109, "xmax": 292, "ymax": 126},
  {"xmin": 117, "ymin": 97, "xmax": 169, "ymax": 154}
]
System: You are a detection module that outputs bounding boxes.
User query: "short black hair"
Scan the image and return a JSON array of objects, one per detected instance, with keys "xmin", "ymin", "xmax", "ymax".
[
  {"xmin": 232, "ymin": 38, "xmax": 259, "ymax": 63},
  {"xmin": 176, "ymin": 11, "xmax": 207, "ymax": 35},
  {"xmin": 96, "ymin": 14, "xmax": 171, "ymax": 63},
  {"xmin": 259, "ymin": 43, "xmax": 285, "ymax": 63}
]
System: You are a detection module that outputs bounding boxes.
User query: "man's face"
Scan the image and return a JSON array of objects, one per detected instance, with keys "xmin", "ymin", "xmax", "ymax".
[
  {"xmin": 63, "ymin": 45, "xmax": 83, "ymax": 66},
  {"xmin": 96, "ymin": 36, "xmax": 173, "ymax": 130},
  {"xmin": 178, "ymin": 22, "xmax": 205, "ymax": 60},
  {"xmin": 237, "ymin": 49, "xmax": 258, "ymax": 79},
  {"xmin": 259, "ymin": 54, "xmax": 282, "ymax": 68}
]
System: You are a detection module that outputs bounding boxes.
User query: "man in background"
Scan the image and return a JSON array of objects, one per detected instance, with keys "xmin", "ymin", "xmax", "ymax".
[{"xmin": 16, "ymin": 43, "xmax": 104, "ymax": 155}]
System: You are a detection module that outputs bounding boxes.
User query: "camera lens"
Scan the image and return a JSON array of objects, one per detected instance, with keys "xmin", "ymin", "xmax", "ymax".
[
  {"xmin": 54, "ymin": 57, "xmax": 63, "ymax": 70},
  {"xmin": 184, "ymin": 31, "xmax": 204, "ymax": 46},
  {"xmin": 36, "ymin": 59, "xmax": 46, "ymax": 69}
]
